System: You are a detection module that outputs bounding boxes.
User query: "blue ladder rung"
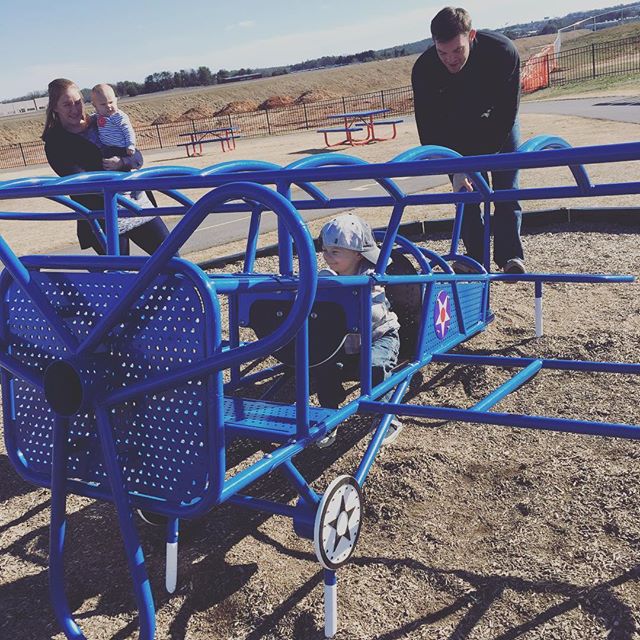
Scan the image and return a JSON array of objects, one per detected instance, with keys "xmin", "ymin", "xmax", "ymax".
[{"xmin": 224, "ymin": 397, "xmax": 336, "ymax": 441}]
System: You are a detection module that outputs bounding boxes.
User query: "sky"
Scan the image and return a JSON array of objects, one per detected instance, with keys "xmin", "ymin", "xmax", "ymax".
[{"xmin": 0, "ymin": 0, "xmax": 632, "ymax": 101}]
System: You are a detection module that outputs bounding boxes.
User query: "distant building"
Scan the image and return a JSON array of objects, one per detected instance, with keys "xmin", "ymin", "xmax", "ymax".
[{"xmin": 0, "ymin": 96, "xmax": 48, "ymax": 117}]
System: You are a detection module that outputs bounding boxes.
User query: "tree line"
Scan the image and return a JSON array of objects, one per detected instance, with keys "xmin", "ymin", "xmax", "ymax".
[{"xmin": 3, "ymin": 47, "xmax": 408, "ymax": 104}]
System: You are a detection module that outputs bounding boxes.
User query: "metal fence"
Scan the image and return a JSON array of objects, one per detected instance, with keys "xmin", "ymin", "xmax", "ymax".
[
  {"xmin": 549, "ymin": 34, "xmax": 640, "ymax": 86},
  {"xmin": 0, "ymin": 86, "xmax": 415, "ymax": 170},
  {"xmin": 1, "ymin": 35, "xmax": 639, "ymax": 170}
]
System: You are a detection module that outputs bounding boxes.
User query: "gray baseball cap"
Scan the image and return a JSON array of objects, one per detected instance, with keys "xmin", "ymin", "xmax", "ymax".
[{"xmin": 320, "ymin": 214, "xmax": 381, "ymax": 265}]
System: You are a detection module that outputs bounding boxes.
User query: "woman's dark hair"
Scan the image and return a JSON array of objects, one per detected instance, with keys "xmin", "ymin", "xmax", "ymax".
[
  {"xmin": 41, "ymin": 78, "xmax": 79, "ymax": 140},
  {"xmin": 430, "ymin": 7, "xmax": 473, "ymax": 42}
]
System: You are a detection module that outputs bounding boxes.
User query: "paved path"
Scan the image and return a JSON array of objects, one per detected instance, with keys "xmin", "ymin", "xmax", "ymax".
[{"xmin": 521, "ymin": 96, "xmax": 640, "ymax": 123}]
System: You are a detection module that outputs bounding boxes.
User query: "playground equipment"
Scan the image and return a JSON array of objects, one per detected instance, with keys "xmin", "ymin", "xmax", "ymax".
[{"xmin": 0, "ymin": 137, "xmax": 639, "ymax": 638}]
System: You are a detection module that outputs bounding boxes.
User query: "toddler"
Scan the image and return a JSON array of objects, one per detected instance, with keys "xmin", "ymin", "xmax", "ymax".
[
  {"xmin": 92, "ymin": 83, "xmax": 151, "ymax": 228},
  {"xmin": 91, "ymin": 83, "xmax": 137, "ymax": 158},
  {"xmin": 314, "ymin": 214, "xmax": 403, "ymax": 445}
]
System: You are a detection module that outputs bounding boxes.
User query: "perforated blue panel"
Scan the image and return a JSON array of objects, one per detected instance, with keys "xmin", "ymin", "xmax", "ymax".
[
  {"xmin": 224, "ymin": 397, "xmax": 335, "ymax": 441},
  {"xmin": 2, "ymin": 266, "xmax": 220, "ymax": 507}
]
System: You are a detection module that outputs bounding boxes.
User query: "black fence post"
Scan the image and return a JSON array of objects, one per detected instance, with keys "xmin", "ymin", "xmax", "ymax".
[
  {"xmin": 155, "ymin": 124, "xmax": 163, "ymax": 149},
  {"xmin": 228, "ymin": 114, "xmax": 233, "ymax": 130},
  {"xmin": 545, "ymin": 53, "xmax": 551, "ymax": 89},
  {"xmin": 342, "ymin": 96, "xmax": 347, "ymax": 112},
  {"xmin": 18, "ymin": 143, "xmax": 26, "ymax": 167},
  {"xmin": 303, "ymin": 103, "xmax": 309, "ymax": 130},
  {"xmin": 592, "ymin": 43, "xmax": 597, "ymax": 79},
  {"xmin": 380, "ymin": 89, "xmax": 386, "ymax": 110},
  {"xmin": 264, "ymin": 109, "xmax": 272, "ymax": 135}
]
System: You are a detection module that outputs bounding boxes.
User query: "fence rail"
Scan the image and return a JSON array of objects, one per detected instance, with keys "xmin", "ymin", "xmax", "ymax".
[{"xmin": 1, "ymin": 35, "xmax": 638, "ymax": 170}]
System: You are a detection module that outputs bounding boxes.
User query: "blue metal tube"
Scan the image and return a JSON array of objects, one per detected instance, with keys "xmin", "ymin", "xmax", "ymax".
[
  {"xmin": 2, "ymin": 142, "xmax": 638, "ymax": 200},
  {"xmin": 277, "ymin": 183, "xmax": 294, "ymax": 275},
  {"xmin": 228, "ymin": 295, "xmax": 241, "ymax": 385},
  {"xmin": 432, "ymin": 352, "xmax": 640, "ymax": 374},
  {"xmin": 450, "ymin": 202, "xmax": 465, "ymax": 256},
  {"xmin": 0, "ymin": 352, "xmax": 44, "ymax": 389},
  {"xmin": 362, "ymin": 400, "xmax": 640, "ymax": 439},
  {"xmin": 360, "ymin": 283, "xmax": 373, "ymax": 395},
  {"xmin": 227, "ymin": 493, "xmax": 313, "ymax": 523},
  {"xmin": 18, "ymin": 255, "xmax": 634, "ymax": 287},
  {"xmin": 517, "ymin": 135, "xmax": 591, "ymax": 192},
  {"xmin": 295, "ymin": 321, "xmax": 311, "ymax": 439},
  {"xmin": 94, "ymin": 406, "xmax": 156, "ymax": 640},
  {"xmin": 243, "ymin": 206, "xmax": 262, "ymax": 272},
  {"xmin": 0, "ymin": 235, "xmax": 32, "ymax": 289},
  {"xmin": 167, "ymin": 517, "xmax": 179, "ymax": 544},
  {"xmin": 103, "ymin": 190, "xmax": 120, "ymax": 255},
  {"xmin": 282, "ymin": 459, "xmax": 320, "ymax": 506},
  {"xmin": 355, "ymin": 377, "xmax": 411, "ymax": 486},
  {"xmin": 50, "ymin": 415, "xmax": 86, "ymax": 639},
  {"xmin": 376, "ymin": 203, "xmax": 406, "ymax": 272},
  {"xmin": 471, "ymin": 360, "xmax": 543, "ymax": 412},
  {"xmin": 220, "ymin": 440, "xmax": 308, "ymax": 501}
]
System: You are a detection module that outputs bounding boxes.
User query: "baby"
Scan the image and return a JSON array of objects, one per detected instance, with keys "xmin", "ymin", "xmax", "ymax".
[
  {"xmin": 91, "ymin": 83, "xmax": 137, "ymax": 158},
  {"xmin": 314, "ymin": 214, "xmax": 403, "ymax": 445},
  {"xmin": 91, "ymin": 83, "xmax": 151, "ymax": 225}
]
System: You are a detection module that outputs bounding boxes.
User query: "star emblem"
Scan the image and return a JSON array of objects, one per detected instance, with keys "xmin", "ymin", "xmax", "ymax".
[
  {"xmin": 314, "ymin": 475, "xmax": 363, "ymax": 569},
  {"xmin": 327, "ymin": 494, "xmax": 357, "ymax": 552},
  {"xmin": 434, "ymin": 290, "xmax": 451, "ymax": 340}
]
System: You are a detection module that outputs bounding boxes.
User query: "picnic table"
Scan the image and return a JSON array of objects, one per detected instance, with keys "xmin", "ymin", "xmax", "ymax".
[
  {"xmin": 177, "ymin": 126, "xmax": 239, "ymax": 157},
  {"xmin": 318, "ymin": 108, "xmax": 403, "ymax": 147}
]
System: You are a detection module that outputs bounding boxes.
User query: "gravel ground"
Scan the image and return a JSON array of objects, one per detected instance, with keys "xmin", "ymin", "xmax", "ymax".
[{"xmin": 0, "ymin": 218, "xmax": 639, "ymax": 640}]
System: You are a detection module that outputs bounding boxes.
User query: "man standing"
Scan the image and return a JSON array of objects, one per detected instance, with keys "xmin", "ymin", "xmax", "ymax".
[{"xmin": 412, "ymin": 6, "xmax": 525, "ymax": 274}]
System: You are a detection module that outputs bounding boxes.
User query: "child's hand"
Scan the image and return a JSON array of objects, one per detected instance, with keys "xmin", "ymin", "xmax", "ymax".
[{"xmin": 126, "ymin": 147, "xmax": 135, "ymax": 156}]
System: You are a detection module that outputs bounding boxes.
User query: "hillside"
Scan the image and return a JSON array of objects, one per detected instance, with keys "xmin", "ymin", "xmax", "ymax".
[{"xmin": 0, "ymin": 25, "xmax": 635, "ymax": 147}]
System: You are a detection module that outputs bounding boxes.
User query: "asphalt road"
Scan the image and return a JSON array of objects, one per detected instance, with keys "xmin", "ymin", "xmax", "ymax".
[
  {"xmin": 520, "ymin": 95, "xmax": 640, "ymax": 123},
  {"xmin": 143, "ymin": 96, "xmax": 640, "ymax": 257}
]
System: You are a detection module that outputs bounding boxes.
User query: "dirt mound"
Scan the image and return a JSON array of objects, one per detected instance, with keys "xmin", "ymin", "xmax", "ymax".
[
  {"xmin": 150, "ymin": 113, "xmax": 174, "ymax": 125},
  {"xmin": 259, "ymin": 95, "xmax": 296, "ymax": 110},
  {"xmin": 176, "ymin": 107, "xmax": 212, "ymax": 122},
  {"xmin": 295, "ymin": 89, "xmax": 339, "ymax": 104},
  {"xmin": 215, "ymin": 100, "xmax": 260, "ymax": 116}
]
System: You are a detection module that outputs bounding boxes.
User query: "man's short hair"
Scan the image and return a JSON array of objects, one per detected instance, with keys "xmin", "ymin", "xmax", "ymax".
[{"xmin": 430, "ymin": 7, "xmax": 472, "ymax": 42}]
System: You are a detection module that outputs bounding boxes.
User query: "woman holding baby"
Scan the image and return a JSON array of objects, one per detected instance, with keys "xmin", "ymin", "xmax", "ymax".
[{"xmin": 42, "ymin": 77, "xmax": 169, "ymax": 255}]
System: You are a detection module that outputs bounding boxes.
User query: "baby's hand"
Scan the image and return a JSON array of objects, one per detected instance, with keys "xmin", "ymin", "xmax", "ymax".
[{"xmin": 126, "ymin": 147, "xmax": 135, "ymax": 156}]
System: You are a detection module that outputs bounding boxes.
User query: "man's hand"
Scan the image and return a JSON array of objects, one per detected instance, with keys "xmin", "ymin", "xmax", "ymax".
[
  {"xmin": 103, "ymin": 156, "xmax": 123, "ymax": 171},
  {"xmin": 452, "ymin": 173, "xmax": 473, "ymax": 192}
]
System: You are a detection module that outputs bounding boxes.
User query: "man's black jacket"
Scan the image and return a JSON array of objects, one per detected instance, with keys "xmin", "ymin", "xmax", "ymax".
[{"xmin": 411, "ymin": 30, "xmax": 520, "ymax": 156}]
